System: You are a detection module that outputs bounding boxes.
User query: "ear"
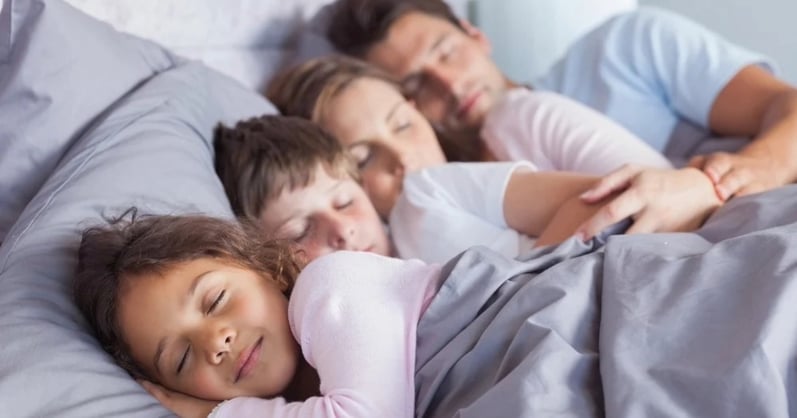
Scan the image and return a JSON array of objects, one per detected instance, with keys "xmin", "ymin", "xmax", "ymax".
[{"xmin": 458, "ymin": 19, "xmax": 491, "ymax": 54}]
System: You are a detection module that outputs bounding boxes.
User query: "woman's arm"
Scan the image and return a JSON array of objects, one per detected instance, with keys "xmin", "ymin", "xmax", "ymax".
[
  {"xmin": 481, "ymin": 89, "xmax": 672, "ymax": 174},
  {"xmin": 502, "ymin": 168, "xmax": 605, "ymax": 246}
]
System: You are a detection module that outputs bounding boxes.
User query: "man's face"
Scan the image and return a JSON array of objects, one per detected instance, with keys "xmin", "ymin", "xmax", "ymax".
[{"xmin": 365, "ymin": 11, "xmax": 510, "ymax": 133}]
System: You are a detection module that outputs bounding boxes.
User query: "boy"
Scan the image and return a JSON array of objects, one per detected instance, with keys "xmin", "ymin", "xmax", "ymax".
[{"xmin": 214, "ymin": 115, "xmax": 653, "ymax": 263}]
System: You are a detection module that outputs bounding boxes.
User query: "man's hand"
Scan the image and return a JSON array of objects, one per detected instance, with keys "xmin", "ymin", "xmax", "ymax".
[
  {"xmin": 689, "ymin": 151, "xmax": 786, "ymax": 200},
  {"xmin": 575, "ymin": 165, "xmax": 723, "ymax": 241},
  {"xmin": 139, "ymin": 380, "xmax": 218, "ymax": 418}
]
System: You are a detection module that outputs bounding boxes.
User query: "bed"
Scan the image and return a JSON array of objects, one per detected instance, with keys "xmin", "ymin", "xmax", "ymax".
[{"xmin": 2, "ymin": 0, "xmax": 795, "ymax": 417}]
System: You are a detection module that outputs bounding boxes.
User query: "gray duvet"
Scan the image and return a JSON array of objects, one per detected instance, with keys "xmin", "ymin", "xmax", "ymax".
[{"xmin": 416, "ymin": 185, "xmax": 797, "ymax": 418}]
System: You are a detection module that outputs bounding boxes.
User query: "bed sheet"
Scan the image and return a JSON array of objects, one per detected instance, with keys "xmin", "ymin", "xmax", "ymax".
[{"xmin": 416, "ymin": 185, "xmax": 797, "ymax": 417}]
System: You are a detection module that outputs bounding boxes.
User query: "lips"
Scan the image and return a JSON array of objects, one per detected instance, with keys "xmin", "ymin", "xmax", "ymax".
[
  {"xmin": 235, "ymin": 337, "xmax": 263, "ymax": 383},
  {"xmin": 456, "ymin": 90, "xmax": 482, "ymax": 121}
]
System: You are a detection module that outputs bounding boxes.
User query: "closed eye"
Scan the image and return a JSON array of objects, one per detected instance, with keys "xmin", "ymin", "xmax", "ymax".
[
  {"xmin": 176, "ymin": 346, "xmax": 189, "ymax": 374},
  {"xmin": 207, "ymin": 290, "xmax": 225, "ymax": 314},
  {"xmin": 395, "ymin": 121, "xmax": 411, "ymax": 133},
  {"xmin": 294, "ymin": 223, "xmax": 311, "ymax": 242}
]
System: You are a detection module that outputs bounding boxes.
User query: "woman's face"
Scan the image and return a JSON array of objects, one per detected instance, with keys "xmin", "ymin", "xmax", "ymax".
[
  {"xmin": 118, "ymin": 258, "xmax": 299, "ymax": 401},
  {"xmin": 318, "ymin": 77, "xmax": 447, "ymax": 219}
]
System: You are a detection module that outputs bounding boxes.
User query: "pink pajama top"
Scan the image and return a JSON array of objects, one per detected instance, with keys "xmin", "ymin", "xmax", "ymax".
[{"xmin": 210, "ymin": 251, "xmax": 442, "ymax": 418}]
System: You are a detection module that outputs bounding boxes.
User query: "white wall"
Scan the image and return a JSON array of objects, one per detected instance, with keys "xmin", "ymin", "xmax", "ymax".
[
  {"xmin": 473, "ymin": 0, "xmax": 797, "ymax": 86},
  {"xmin": 640, "ymin": 0, "xmax": 797, "ymax": 84},
  {"xmin": 471, "ymin": 0, "xmax": 637, "ymax": 83}
]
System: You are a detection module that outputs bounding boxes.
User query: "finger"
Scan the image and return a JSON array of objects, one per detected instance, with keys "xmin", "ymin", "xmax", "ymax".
[
  {"xmin": 624, "ymin": 209, "xmax": 661, "ymax": 235},
  {"xmin": 575, "ymin": 191, "xmax": 645, "ymax": 240},
  {"xmin": 734, "ymin": 182, "xmax": 766, "ymax": 198},
  {"xmin": 687, "ymin": 155, "xmax": 706, "ymax": 169},
  {"xmin": 714, "ymin": 168, "xmax": 750, "ymax": 201},
  {"xmin": 701, "ymin": 153, "xmax": 733, "ymax": 184},
  {"xmin": 579, "ymin": 164, "xmax": 641, "ymax": 202}
]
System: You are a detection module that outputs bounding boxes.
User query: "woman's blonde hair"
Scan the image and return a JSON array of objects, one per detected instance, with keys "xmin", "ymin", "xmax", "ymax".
[{"xmin": 267, "ymin": 55, "xmax": 403, "ymax": 123}]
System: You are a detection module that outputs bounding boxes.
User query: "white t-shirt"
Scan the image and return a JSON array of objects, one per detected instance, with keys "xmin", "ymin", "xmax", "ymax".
[
  {"xmin": 481, "ymin": 88, "xmax": 672, "ymax": 174},
  {"xmin": 390, "ymin": 161, "xmax": 536, "ymax": 264}
]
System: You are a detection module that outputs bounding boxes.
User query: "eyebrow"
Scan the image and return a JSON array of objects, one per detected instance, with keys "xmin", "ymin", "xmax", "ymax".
[
  {"xmin": 385, "ymin": 100, "xmax": 404, "ymax": 122},
  {"xmin": 272, "ymin": 180, "xmax": 345, "ymax": 232},
  {"xmin": 403, "ymin": 33, "xmax": 449, "ymax": 85},
  {"xmin": 345, "ymin": 100, "xmax": 406, "ymax": 150},
  {"xmin": 152, "ymin": 270, "xmax": 214, "ymax": 375}
]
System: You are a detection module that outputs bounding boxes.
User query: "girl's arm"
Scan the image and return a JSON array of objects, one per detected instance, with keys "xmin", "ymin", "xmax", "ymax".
[
  {"xmin": 211, "ymin": 253, "xmax": 438, "ymax": 418},
  {"xmin": 502, "ymin": 168, "xmax": 606, "ymax": 247}
]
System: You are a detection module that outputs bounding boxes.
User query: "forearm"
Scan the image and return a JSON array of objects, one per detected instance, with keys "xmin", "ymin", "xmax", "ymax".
[
  {"xmin": 535, "ymin": 195, "xmax": 606, "ymax": 247},
  {"xmin": 740, "ymin": 90, "xmax": 797, "ymax": 184},
  {"xmin": 503, "ymin": 169, "xmax": 598, "ymax": 237}
]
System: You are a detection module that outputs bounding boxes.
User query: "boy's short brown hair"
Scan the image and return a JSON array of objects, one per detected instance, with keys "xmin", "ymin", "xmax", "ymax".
[
  {"xmin": 267, "ymin": 55, "xmax": 402, "ymax": 123},
  {"xmin": 214, "ymin": 115, "xmax": 357, "ymax": 221},
  {"xmin": 326, "ymin": 0, "xmax": 462, "ymax": 58}
]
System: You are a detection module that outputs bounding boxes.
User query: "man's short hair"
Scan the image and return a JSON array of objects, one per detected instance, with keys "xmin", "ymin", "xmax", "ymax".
[
  {"xmin": 327, "ymin": 0, "xmax": 462, "ymax": 58},
  {"xmin": 214, "ymin": 115, "xmax": 357, "ymax": 220}
]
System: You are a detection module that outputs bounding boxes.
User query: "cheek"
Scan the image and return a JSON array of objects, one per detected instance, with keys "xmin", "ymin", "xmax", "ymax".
[
  {"xmin": 185, "ymin": 368, "xmax": 229, "ymax": 400},
  {"xmin": 413, "ymin": 128, "xmax": 446, "ymax": 164},
  {"xmin": 297, "ymin": 242, "xmax": 328, "ymax": 262},
  {"xmin": 361, "ymin": 178, "xmax": 400, "ymax": 217}
]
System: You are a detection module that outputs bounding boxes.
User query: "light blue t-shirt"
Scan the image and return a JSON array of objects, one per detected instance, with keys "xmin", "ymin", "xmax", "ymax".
[{"xmin": 533, "ymin": 7, "xmax": 773, "ymax": 157}]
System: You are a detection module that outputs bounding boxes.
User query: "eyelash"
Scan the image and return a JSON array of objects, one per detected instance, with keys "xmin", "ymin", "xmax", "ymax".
[
  {"xmin": 355, "ymin": 148, "xmax": 374, "ymax": 170},
  {"xmin": 175, "ymin": 290, "xmax": 226, "ymax": 375},
  {"xmin": 177, "ymin": 346, "xmax": 189, "ymax": 374},
  {"xmin": 207, "ymin": 290, "xmax": 225, "ymax": 314},
  {"xmin": 294, "ymin": 222, "xmax": 312, "ymax": 242},
  {"xmin": 395, "ymin": 121, "xmax": 411, "ymax": 132},
  {"xmin": 337, "ymin": 199, "xmax": 353, "ymax": 210}
]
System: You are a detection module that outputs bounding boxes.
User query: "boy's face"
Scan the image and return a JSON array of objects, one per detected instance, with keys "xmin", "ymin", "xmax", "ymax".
[
  {"xmin": 118, "ymin": 258, "xmax": 298, "ymax": 401},
  {"xmin": 319, "ymin": 77, "xmax": 447, "ymax": 217},
  {"xmin": 259, "ymin": 164, "xmax": 391, "ymax": 261},
  {"xmin": 364, "ymin": 11, "xmax": 510, "ymax": 133}
]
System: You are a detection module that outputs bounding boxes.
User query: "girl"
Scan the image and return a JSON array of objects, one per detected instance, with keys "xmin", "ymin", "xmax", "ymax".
[{"xmin": 73, "ymin": 210, "xmax": 444, "ymax": 417}]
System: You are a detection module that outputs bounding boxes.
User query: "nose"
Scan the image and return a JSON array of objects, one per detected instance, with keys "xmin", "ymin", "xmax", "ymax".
[
  {"xmin": 201, "ymin": 323, "xmax": 235, "ymax": 365},
  {"xmin": 380, "ymin": 141, "xmax": 414, "ymax": 174},
  {"xmin": 328, "ymin": 213, "xmax": 356, "ymax": 251},
  {"xmin": 424, "ymin": 63, "xmax": 464, "ymax": 98}
]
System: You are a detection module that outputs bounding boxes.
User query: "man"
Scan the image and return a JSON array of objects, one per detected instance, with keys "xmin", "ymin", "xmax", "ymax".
[{"xmin": 326, "ymin": 0, "xmax": 797, "ymax": 239}]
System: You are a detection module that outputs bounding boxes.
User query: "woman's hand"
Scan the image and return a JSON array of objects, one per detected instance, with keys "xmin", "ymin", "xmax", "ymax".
[
  {"xmin": 574, "ymin": 165, "xmax": 723, "ymax": 241},
  {"xmin": 139, "ymin": 380, "xmax": 218, "ymax": 418}
]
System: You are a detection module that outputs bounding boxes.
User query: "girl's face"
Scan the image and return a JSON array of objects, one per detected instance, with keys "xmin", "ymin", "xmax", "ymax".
[
  {"xmin": 118, "ymin": 258, "xmax": 298, "ymax": 401},
  {"xmin": 318, "ymin": 77, "xmax": 447, "ymax": 219},
  {"xmin": 259, "ymin": 163, "xmax": 391, "ymax": 261}
]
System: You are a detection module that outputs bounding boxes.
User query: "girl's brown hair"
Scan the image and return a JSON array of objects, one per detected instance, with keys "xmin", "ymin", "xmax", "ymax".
[{"xmin": 73, "ymin": 208, "xmax": 302, "ymax": 380}]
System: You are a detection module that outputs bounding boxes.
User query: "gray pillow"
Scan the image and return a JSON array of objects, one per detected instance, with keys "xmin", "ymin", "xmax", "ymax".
[
  {"xmin": 0, "ymin": 0, "xmax": 178, "ymax": 243},
  {"xmin": 0, "ymin": 2, "xmax": 276, "ymax": 416}
]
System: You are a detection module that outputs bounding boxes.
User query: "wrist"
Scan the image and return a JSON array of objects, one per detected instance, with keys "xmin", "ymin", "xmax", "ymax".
[{"xmin": 685, "ymin": 167, "xmax": 725, "ymax": 204}]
